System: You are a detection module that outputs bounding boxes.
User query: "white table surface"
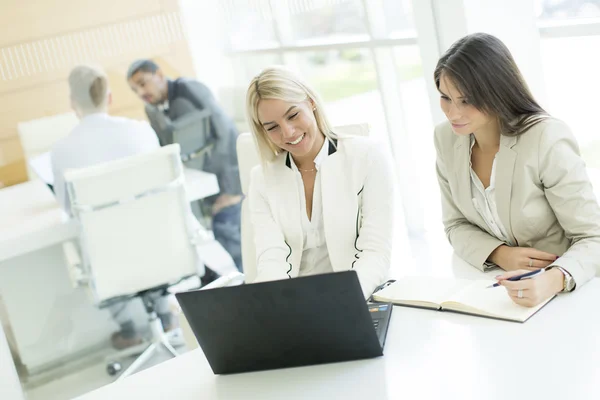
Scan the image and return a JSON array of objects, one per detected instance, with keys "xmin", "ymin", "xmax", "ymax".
[
  {"xmin": 75, "ymin": 257, "xmax": 600, "ymax": 400},
  {"xmin": 0, "ymin": 169, "xmax": 219, "ymax": 263},
  {"xmin": 0, "ymin": 180, "xmax": 77, "ymax": 263},
  {"xmin": 183, "ymin": 168, "xmax": 219, "ymax": 203}
]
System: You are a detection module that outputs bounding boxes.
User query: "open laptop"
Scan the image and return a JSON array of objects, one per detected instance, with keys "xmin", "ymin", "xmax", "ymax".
[{"xmin": 175, "ymin": 270, "xmax": 393, "ymax": 374}]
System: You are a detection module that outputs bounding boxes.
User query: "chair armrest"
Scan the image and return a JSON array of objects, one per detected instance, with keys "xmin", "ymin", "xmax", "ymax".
[
  {"xmin": 190, "ymin": 225, "xmax": 214, "ymax": 245},
  {"xmin": 200, "ymin": 271, "xmax": 245, "ymax": 290},
  {"xmin": 62, "ymin": 241, "xmax": 87, "ymax": 288}
]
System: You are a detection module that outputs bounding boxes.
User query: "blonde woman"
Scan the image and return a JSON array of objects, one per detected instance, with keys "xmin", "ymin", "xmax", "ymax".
[{"xmin": 245, "ymin": 66, "xmax": 395, "ymax": 298}]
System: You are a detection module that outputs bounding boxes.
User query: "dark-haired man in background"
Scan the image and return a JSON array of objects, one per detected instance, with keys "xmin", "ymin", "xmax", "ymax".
[{"xmin": 127, "ymin": 60, "xmax": 243, "ymax": 273}]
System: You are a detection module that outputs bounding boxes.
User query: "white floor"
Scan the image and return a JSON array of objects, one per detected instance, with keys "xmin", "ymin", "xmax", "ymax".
[
  {"xmin": 24, "ymin": 342, "xmax": 188, "ymax": 400},
  {"xmin": 25, "ymin": 362, "xmax": 118, "ymax": 400}
]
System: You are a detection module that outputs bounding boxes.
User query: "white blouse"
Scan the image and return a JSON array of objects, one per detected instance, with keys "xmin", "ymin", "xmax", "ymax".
[
  {"xmin": 469, "ymin": 134, "xmax": 515, "ymax": 248},
  {"xmin": 289, "ymin": 138, "xmax": 333, "ymax": 276}
]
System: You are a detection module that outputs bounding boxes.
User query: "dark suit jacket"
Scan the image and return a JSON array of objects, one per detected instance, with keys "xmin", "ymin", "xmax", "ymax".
[{"xmin": 145, "ymin": 78, "xmax": 242, "ymax": 205}]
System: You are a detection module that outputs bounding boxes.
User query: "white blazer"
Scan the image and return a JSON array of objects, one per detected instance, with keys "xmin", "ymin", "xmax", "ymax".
[
  {"xmin": 51, "ymin": 113, "xmax": 159, "ymax": 215},
  {"xmin": 248, "ymin": 135, "xmax": 396, "ymax": 298}
]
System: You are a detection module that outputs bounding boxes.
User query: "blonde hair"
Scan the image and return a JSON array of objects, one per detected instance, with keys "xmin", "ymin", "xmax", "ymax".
[
  {"xmin": 68, "ymin": 65, "xmax": 109, "ymax": 115},
  {"xmin": 245, "ymin": 66, "xmax": 336, "ymax": 164}
]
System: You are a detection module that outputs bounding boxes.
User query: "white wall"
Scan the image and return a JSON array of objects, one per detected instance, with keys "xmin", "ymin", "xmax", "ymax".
[{"xmin": 178, "ymin": 0, "xmax": 234, "ymax": 100}]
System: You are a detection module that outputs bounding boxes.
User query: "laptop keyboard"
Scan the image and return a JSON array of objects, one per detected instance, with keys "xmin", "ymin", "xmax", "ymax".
[
  {"xmin": 368, "ymin": 303, "xmax": 392, "ymax": 349},
  {"xmin": 369, "ymin": 303, "xmax": 389, "ymax": 334},
  {"xmin": 372, "ymin": 318, "xmax": 380, "ymax": 332}
]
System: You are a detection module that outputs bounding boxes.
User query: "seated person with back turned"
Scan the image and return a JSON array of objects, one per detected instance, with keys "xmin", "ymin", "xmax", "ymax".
[
  {"xmin": 245, "ymin": 66, "xmax": 395, "ymax": 298},
  {"xmin": 126, "ymin": 60, "xmax": 244, "ymax": 273},
  {"xmin": 51, "ymin": 65, "xmax": 178, "ymax": 350},
  {"xmin": 433, "ymin": 33, "xmax": 600, "ymax": 307}
]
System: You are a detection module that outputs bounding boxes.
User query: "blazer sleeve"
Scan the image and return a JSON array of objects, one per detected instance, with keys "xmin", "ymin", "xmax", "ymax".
[
  {"xmin": 352, "ymin": 143, "xmax": 395, "ymax": 298},
  {"xmin": 178, "ymin": 81, "xmax": 230, "ymax": 141},
  {"xmin": 144, "ymin": 104, "xmax": 173, "ymax": 146},
  {"xmin": 434, "ymin": 127, "xmax": 504, "ymax": 270},
  {"xmin": 248, "ymin": 166, "xmax": 293, "ymax": 282},
  {"xmin": 538, "ymin": 121, "xmax": 600, "ymax": 289},
  {"xmin": 178, "ymin": 80, "xmax": 242, "ymax": 195}
]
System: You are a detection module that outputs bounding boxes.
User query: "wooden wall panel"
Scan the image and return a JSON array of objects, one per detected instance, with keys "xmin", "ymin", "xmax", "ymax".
[
  {"xmin": 0, "ymin": 0, "xmax": 196, "ymax": 188},
  {"xmin": 0, "ymin": 0, "xmax": 163, "ymax": 46},
  {"xmin": 0, "ymin": 137, "xmax": 24, "ymax": 167},
  {"xmin": 0, "ymin": 161, "xmax": 26, "ymax": 188},
  {"xmin": 0, "ymin": 11, "xmax": 187, "ymax": 93},
  {"xmin": 0, "ymin": 81, "xmax": 70, "ymax": 139}
]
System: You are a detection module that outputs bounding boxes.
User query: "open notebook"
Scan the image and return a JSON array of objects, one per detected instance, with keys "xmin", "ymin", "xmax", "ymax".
[{"xmin": 372, "ymin": 277, "xmax": 555, "ymax": 322}]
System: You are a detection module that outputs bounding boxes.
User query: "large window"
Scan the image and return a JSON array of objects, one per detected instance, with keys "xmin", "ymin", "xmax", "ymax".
[
  {"xmin": 222, "ymin": 0, "xmax": 279, "ymax": 51},
  {"xmin": 536, "ymin": 0, "xmax": 600, "ymax": 169},
  {"xmin": 284, "ymin": 0, "xmax": 369, "ymax": 45},
  {"xmin": 540, "ymin": 35, "xmax": 600, "ymax": 167},
  {"xmin": 286, "ymin": 49, "xmax": 387, "ymax": 143},
  {"xmin": 220, "ymin": 0, "xmax": 433, "ymax": 246},
  {"xmin": 536, "ymin": 0, "xmax": 600, "ymax": 20}
]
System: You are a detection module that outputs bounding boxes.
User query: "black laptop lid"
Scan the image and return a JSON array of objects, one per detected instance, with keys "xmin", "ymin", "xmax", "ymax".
[{"xmin": 176, "ymin": 270, "xmax": 383, "ymax": 374}]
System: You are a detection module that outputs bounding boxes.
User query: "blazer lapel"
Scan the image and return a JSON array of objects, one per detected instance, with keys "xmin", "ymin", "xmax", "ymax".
[
  {"xmin": 495, "ymin": 135, "xmax": 518, "ymax": 245},
  {"xmin": 453, "ymin": 135, "xmax": 487, "ymax": 228},
  {"xmin": 273, "ymin": 154, "xmax": 303, "ymax": 275},
  {"xmin": 320, "ymin": 141, "xmax": 355, "ymax": 271}
]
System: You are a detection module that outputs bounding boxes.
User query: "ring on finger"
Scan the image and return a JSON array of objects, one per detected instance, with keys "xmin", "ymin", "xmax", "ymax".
[
  {"xmin": 517, "ymin": 289, "xmax": 523, "ymax": 299},
  {"xmin": 528, "ymin": 258, "xmax": 533, "ymax": 268}
]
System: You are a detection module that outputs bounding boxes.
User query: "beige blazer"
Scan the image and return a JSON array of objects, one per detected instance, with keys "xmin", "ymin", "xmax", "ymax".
[{"xmin": 435, "ymin": 118, "xmax": 600, "ymax": 289}]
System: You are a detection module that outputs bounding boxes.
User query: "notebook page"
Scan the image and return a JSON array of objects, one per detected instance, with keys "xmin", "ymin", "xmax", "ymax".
[
  {"xmin": 443, "ymin": 280, "xmax": 552, "ymax": 321},
  {"xmin": 374, "ymin": 277, "xmax": 471, "ymax": 305}
]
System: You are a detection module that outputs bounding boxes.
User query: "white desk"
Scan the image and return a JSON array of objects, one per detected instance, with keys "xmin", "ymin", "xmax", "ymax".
[
  {"xmin": 183, "ymin": 168, "xmax": 219, "ymax": 204},
  {"xmin": 76, "ymin": 257, "xmax": 600, "ymax": 400},
  {"xmin": 0, "ymin": 181, "xmax": 78, "ymax": 264},
  {"xmin": 0, "ymin": 169, "xmax": 219, "ymax": 375}
]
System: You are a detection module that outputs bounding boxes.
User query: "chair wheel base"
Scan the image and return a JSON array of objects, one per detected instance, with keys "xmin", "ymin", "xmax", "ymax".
[{"xmin": 106, "ymin": 361, "xmax": 122, "ymax": 376}]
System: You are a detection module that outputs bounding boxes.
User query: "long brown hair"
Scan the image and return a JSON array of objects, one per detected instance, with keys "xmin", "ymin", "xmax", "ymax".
[{"xmin": 434, "ymin": 33, "xmax": 547, "ymax": 135}]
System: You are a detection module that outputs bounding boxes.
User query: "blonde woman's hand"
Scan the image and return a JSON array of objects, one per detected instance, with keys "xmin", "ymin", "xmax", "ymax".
[
  {"xmin": 489, "ymin": 245, "xmax": 558, "ymax": 272},
  {"xmin": 495, "ymin": 268, "xmax": 564, "ymax": 307}
]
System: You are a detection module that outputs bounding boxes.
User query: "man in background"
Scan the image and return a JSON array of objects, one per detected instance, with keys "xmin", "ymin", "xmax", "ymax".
[
  {"xmin": 126, "ymin": 60, "xmax": 243, "ymax": 272},
  {"xmin": 51, "ymin": 65, "xmax": 176, "ymax": 350}
]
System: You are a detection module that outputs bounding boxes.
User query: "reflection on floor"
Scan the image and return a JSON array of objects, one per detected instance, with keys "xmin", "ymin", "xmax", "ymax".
[{"xmin": 24, "ymin": 342, "xmax": 189, "ymax": 400}]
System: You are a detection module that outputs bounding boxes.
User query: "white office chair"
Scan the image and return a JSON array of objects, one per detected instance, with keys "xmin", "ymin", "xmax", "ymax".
[
  {"xmin": 62, "ymin": 144, "xmax": 205, "ymax": 380},
  {"xmin": 17, "ymin": 112, "xmax": 79, "ymax": 181},
  {"xmin": 236, "ymin": 123, "xmax": 370, "ymax": 282}
]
